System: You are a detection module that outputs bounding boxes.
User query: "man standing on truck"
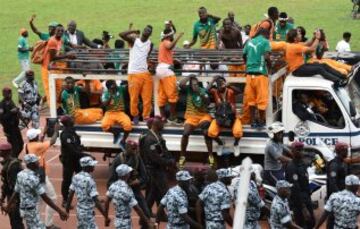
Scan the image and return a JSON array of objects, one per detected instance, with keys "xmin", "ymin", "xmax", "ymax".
[
  {"xmin": 207, "ymin": 76, "xmax": 243, "ymax": 156},
  {"xmin": 264, "ymin": 122, "xmax": 292, "ymax": 186},
  {"xmin": 61, "ymin": 76, "xmax": 103, "ymax": 124},
  {"xmin": 189, "ymin": 6, "xmax": 221, "ymax": 49},
  {"xmin": 101, "ymin": 80, "xmax": 132, "ymax": 146},
  {"xmin": 250, "ymin": 6, "xmax": 279, "ymax": 40},
  {"xmin": 243, "ymin": 28, "xmax": 271, "ymax": 128},
  {"xmin": 179, "ymin": 76, "xmax": 213, "ymax": 169},
  {"xmin": 120, "ymin": 25, "xmax": 153, "ymax": 124},
  {"xmin": 274, "ymin": 12, "xmax": 294, "ymax": 41}
]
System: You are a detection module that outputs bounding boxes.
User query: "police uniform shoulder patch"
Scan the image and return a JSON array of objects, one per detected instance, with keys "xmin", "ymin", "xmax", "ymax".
[
  {"xmin": 330, "ymin": 171, "xmax": 337, "ymax": 177},
  {"xmin": 293, "ymin": 174, "xmax": 298, "ymax": 181}
]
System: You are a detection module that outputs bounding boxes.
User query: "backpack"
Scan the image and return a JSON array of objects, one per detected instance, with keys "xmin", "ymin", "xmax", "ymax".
[
  {"xmin": 249, "ymin": 19, "xmax": 273, "ymax": 38},
  {"xmin": 31, "ymin": 40, "xmax": 48, "ymax": 64},
  {"xmin": 214, "ymin": 90, "xmax": 236, "ymax": 128}
]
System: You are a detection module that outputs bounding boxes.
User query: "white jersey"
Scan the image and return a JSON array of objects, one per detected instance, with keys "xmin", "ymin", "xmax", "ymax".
[
  {"xmin": 128, "ymin": 38, "xmax": 151, "ymax": 74},
  {"xmin": 336, "ymin": 40, "xmax": 351, "ymax": 53}
]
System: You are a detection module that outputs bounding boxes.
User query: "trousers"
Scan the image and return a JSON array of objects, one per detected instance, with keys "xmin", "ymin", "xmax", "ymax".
[{"xmin": 38, "ymin": 176, "xmax": 57, "ymax": 227}]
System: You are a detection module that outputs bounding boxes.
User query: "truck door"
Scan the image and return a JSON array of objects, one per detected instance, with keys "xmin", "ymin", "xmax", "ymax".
[{"xmin": 285, "ymin": 88, "xmax": 351, "ymax": 147}]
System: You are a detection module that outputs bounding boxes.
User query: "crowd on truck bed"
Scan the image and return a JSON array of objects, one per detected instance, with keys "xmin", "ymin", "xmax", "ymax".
[{"xmin": 1, "ymin": 5, "xmax": 360, "ymax": 229}]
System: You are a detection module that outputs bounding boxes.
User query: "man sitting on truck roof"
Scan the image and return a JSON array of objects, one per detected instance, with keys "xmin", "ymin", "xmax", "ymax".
[
  {"xmin": 101, "ymin": 80, "xmax": 132, "ymax": 146},
  {"xmin": 243, "ymin": 28, "xmax": 271, "ymax": 128},
  {"xmin": 207, "ymin": 76, "xmax": 243, "ymax": 157},
  {"xmin": 179, "ymin": 76, "xmax": 214, "ymax": 169},
  {"xmin": 61, "ymin": 76, "xmax": 103, "ymax": 124}
]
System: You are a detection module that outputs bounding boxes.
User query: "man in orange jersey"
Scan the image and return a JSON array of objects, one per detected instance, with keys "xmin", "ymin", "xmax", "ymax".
[
  {"xmin": 207, "ymin": 76, "xmax": 243, "ymax": 157},
  {"xmin": 189, "ymin": 6, "xmax": 221, "ymax": 49},
  {"xmin": 120, "ymin": 25, "xmax": 153, "ymax": 124},
  {"xmin": 250, "ymin": 6, "xmax": 279, "ymax": 41},
  {"xmin": 156, "ymin": 28, "xmax": 184, "ymax": 123},
  {"xmin": 179, "ymin": 76, "xmax": 213, "ymax": 169}
]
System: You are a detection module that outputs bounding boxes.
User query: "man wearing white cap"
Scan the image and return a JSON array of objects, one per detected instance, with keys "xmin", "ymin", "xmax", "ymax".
[
  {"xmin": 315, "ymin": 174, "xmax": 360, "ymax": 229},
  {"xmin": 66, "ymin": 156, "xmax": 109, "ymax": 228},
  {"xmin": 270, "ymin": 180, "xmax": 301, "ymax": 229},
  {"xmin": 25, "ymin": 124, "xmax": 60, "ymax": 229},
  {"xmin": 104, "ymin": 164, "xmax": 155, "ymax": 229},
  {"xmin": 263, "ymin": 122, "xmax": 292, "ymax": 186},
  {"xmin": 196, "ymin": 168, "xmax": 233, "ymax": 228},
  {"xmin": 4, "ymin": 154, "xmax": 68, "ymax": 229},
  {"xmin": 157, "ymin": 170, "xmax": 202, "ymax": 229}
]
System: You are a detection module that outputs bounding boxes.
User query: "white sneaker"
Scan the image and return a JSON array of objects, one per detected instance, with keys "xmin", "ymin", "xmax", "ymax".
[
  {"xmin": 234, "ymin": 144, "xmax": 241, "ymax": 157},
  {"xmin": 217, "ymin": 145, "xmax": 224, "ymax": 156}
]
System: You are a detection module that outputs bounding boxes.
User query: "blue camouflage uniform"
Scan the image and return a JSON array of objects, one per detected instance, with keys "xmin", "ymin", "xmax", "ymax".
[
  {"xmin": 325, "ymin": 189, "xmax": 360, "ymax": 229},
  {"xmin": 160, "ymin": 185, "xmax": 190, "ymax": 229},
  {"xmin": 15, "ymin": 168, "xmax": 46, "ymax": 229},
  {"xmin": 69, "ymin": 171, "xmax": 99, "ymax": 229},
  {"xmin": 270, "ymin": 195, "xmax": 292, "ymax": 229},
  {"xmin": 107, "ymin": 179, "xmax": 138, "ymax": 229},
  {"xmin": 199, "ymin": 180, "xmax": 231, "ymax": 229},
  {"xmin": 18, "ymin": 80, "xmax": 40, "ymax": 128}
]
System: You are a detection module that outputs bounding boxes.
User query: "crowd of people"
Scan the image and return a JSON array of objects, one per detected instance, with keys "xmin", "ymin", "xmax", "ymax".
[{"xmin": 0, "ymin": 4, "xmax": 359, "ymax": 229}]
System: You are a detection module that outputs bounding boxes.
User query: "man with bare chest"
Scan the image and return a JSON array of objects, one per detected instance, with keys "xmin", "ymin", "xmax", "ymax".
[{"xmin": 218, "ymin": 18, "xmax": 242, "ymax": 49}]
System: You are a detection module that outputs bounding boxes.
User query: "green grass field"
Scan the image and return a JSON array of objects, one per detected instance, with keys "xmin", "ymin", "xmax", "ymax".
[{"xmin": 0, "ymin": 0, "xmax": 358, "ymax": 96}]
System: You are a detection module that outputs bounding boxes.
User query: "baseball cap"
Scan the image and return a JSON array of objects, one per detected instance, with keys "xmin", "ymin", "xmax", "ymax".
[
  {"xmin": 0, "ymin": 142, "xmax": 12, "ymax": 151},
  {"xmin": 164, "ymin": 20, "xmax": 170, "ymax": 24},
  {"xmin": 48, "ymin": 21, "xmax": 59, "ymax": 27},
  {"xmin": 345, "ymin": 175, "xmax": 360, "ymax": 186},
  {"xmin": 276, "ymin": 180, "xmax": 293, "ymax": 189},
  {"xmin": 24, "ymin": 154, "xmax": 39, "ymax": 164},
  {"xmin": 183, "ymin": 40, "xmax": 190, "ymax": 46},
  {"xmin": 291, "ymin": 141, "xmax": 304, "ymax": 150},
  {"xmin": 79, "ymin": 156, "xmax": 98, "ymax": 167},
  {"xmin": 176, "ymin": 170, "xmax": 193, "ymax": 181},
  {"xmin": 26, "ymin": 128, "xmax": 42, "ymax": 140},
  {"xmin": 116, "ymin": 164, "xmax": 133, "ymax": 177},
  {"xmin": 268, "ymin": 122, "xmax": 285, "ymax": 135},
  {"xmin": 216, "ymin": 168, "xmax": 234, "ymax": 179}
]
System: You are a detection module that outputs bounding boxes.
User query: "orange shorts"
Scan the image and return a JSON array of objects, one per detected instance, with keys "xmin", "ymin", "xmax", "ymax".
[
  {"xmin": 228, "ymin": 64, "xmax": 246, "ymax": 77},
  {"xmin": 208, "ymin": 117, "xmax": 243, "ymax": 138},
  {"xmin": 74, "ymin": 108, "xmax": 103, "ymax": 124},
  {"xmin": 184, "ymin": 113, "xmax": 212, "ymax": 127},
  {"xmin": 244, "ymin": 74, "xmax": 269, "ymax": 110},
  {"xmin": 101, "ymin": 111, "xmax": 132, "ymax": 132},
  {"xmin": 158, "ymin": 76, "xmax": 178, "ymax": 107}
]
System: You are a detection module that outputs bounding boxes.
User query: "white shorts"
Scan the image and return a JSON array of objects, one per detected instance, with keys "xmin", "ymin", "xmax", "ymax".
[{"xmin": 156, "ymin": 63, "xmax": 174, "ymax": 79}]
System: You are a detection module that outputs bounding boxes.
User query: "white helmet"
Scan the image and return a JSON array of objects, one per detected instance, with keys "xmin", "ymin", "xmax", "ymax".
[{"xmin": 267, "ymin": 122, "xmax": 285, "ymax": 138}]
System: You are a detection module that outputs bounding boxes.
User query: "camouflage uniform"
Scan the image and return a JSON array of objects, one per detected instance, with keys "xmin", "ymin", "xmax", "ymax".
[
  {"xmin": 325, "ymin": 189, "xmax": 360, "ymax": 229},
  {"xmin": 107, "ymin": 179, "xmax": 138, "ymax": 229},
  {"xmin": 199, "ymin": 181, "xmax": 231, "ymax": 229},
  {"xmin": 14, "ymin": 168, "xmax": 46, "ymax": 229},
  {"xmin": 270, "ymin": 195, "xmax": 292, "ymax": 229},
  {"xmin": 160, "ymin": 185, "xmax": 190, "ymax": 229},
  {"xmin": 18, "ymin": 80, "xmax": 40, "ymax": 128},
  {"xmin": 69, "ymin": 171, "xmax": 99, "ymax": 229}
]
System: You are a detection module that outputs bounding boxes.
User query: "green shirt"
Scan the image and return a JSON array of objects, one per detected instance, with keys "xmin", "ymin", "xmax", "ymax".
[
  {"xmin": 39, "ymin": 33, "xmax": 50, "ymax": 41},
  {"xmin": 101, "ymin": 86, "xmax": 125, "ymax": 112},
  {"xmin": 193, "ymin": 18, "xmax": 218, "ymax": 49},
  {"xmin": 243, "ymin": 35, "xmax": 271, "ymax": 75},
  {"xmin": 61, "ymin": 86, "xmax": 81, "ymax": 115},
  {"xmin": 185, "ymin": 86, "xmax": 209, "ymax": 116},
  {"xmin": 17, "ymin": 36, "xmax": 30, "ymax": 60},
  {"xmin": 274, "ymin": 23, "xmax": 294, "ymax": 41},
  {"xmin": 39, "ymin": 33, "xmax": 69, "ymax": 51}
]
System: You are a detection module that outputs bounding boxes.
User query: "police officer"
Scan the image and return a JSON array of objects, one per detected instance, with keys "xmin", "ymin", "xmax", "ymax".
[
  {"xmin": 315, "ymin": 175, "xmax": 360, "ymax": 229},
  {"xmin": 270, "ymin": 180, "xmax": 301, "ymax": 229},
  {"xmin": 59, "ymin": 115, "xmax": 84, "ymax": 207},
  {"xmin": 196, "ymin": 168, "xmax": 233, "ymax": 228},
  {"xmin": 326, "ymin": 142, "xmax": 349, "ymax": 229},
  {"xmin": 157, "ymin": 170, "xmax": 203, "ymax": 229},
  {"xmin": 18, "ymin": 70, "xmax": 41, "ymax": 129},
  {"xmin": 107, "ymin": 140, "xmax": 151, "ymax": 228},
  {"xmin": 4, "ymin": 154, "xmax": 68, "ymax": 229},
  {"xmin": 263, "ymin": 122, "xmax": 292, "ymax": 186},
  {"xmin": 0, "ymin": 142, "xmax": 24, "ymax": 229},
  {"xmin": 66, "ymin": 156, "xmax": 110, "ymax": 229},
  {"xmin": 0, "ymin": 87, "xmax": 24, "ymax": 157},
  {"xmin": 285, "ymin": 141, "xmax": 315, "ymax": 229},
  {"xmin": 141, "ymin": 116, "xmax": 175, "ymax": 212},
  {"xmin": 104, "ymin": 164, "xmax": 155, "ymax": 229}
]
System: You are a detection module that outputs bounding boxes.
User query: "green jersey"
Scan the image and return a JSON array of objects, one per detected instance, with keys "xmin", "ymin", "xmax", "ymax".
[
  {"xmin": 185, "ymin": 86, "xmax": 209, "ymax": 116},
  {"xmin": 193, "ymin": 18, "xmax": 218, "ymax": 49},
  {"xmin": 274, "ymin": 23, "xmax": 294, "ymax": 41},
  {"xmin": 39, "ymin": 33, "xmax": 51, "ymax": 41},
  {"xmin": 243, "ymin": 35, "xmax": 271, "ymax": 75},
  {"xmin": 101, "ymin": 86, "xmax": 126, "ymax": 112},
  {"xmin": 17, "ymin": 36, "xmax": 30, "ymax": 60},
  {"xmin": 61, "ymin": 86, "xmax": 81, "ymax": 115}
]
